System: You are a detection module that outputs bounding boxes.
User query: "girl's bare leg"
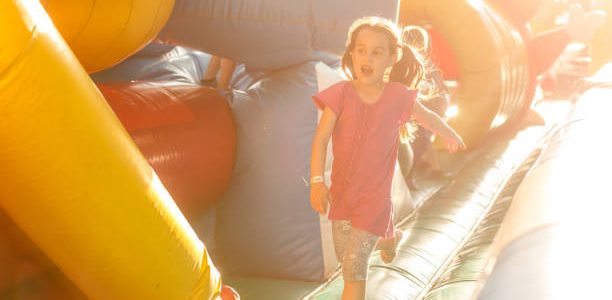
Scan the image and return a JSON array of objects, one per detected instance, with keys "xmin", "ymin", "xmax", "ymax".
[
  {"xmin": 398, "ymin": 141, "xmax": 415, "ymax": 189},
  {"xmin": 422, "ymin": 145, "xmax": 441, "ymax": 171},
  {"xmin": 342, "ymin": 280, "xmax": 366, "ymax": 300},
  {"xmin": 377, "ymin": 229, "xmax": 403, "ymax": 263}
]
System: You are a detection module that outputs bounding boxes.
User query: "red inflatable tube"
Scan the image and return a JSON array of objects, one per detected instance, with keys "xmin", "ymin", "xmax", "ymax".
[
  {"xmin": 487, "ymin": 0, "xmax": 545, "ymax": 26},
  {"xmin": 489, "ymin": 0, "xmax": 572, "ymax": 77},
  {"xmin": 428, "ymin": 28, "xmax": 460, "ymax": 80},
  {"xmin": 98, "ymin": 82, "xmax": 237, "ymax": 220}
]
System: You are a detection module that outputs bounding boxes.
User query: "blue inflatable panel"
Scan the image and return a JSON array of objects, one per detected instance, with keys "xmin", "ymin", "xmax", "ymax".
[
  {"xmin": 157, "ymin": 0, "xmax": 398, "ymax": 70},
  {"xmin": 217, "ymin": 61, "xmax": 325, "ymax": 280},
  {"xmin": 91, "ymin": 42, "xmax": 211, "ymax": 84}
]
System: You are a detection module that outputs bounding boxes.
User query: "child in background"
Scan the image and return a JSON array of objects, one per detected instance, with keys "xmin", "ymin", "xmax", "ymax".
[
  {"xmin": 401, "ymin": 25, "xmax": 452, "ymax": 189},
  {"xmin": 310, "ymin": 17, "xmax": 465, "ymax": 300},
  {"xmin": 202, "ymin": 55, "xmax": 236, "ymax": 91}
]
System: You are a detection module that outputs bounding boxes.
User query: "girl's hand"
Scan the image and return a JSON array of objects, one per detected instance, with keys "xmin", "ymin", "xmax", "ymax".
[
  {"xmin": 310, "ymin": 183, "xmax": 331, "ymax": 215},
  {"xmin": 445, "ymin": 133, "xmax": 466, "ymax": 153}
]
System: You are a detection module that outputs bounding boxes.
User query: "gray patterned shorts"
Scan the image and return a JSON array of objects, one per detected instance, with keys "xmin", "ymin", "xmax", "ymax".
[{"xmin": 332, "ymin": 220, "xmax": 379, "ymax": 281}]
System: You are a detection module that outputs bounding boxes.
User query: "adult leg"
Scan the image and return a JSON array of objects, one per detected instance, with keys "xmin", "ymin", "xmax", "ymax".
[
  {"xmin": 217, "ymin": 58, "xmax": 237, "ymax": 90},
  {"xmin": 202, "ymin": 55, "xmax": 221, "ymax": 82}
]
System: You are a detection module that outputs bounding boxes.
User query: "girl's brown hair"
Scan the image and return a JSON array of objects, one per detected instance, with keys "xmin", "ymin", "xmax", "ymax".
[
  {"xmin": 341, "ymin": 16, "xmax": 427, "ymax": 89},
  {"xmin": 341, "ymin": 17, "xmax": 432, "ymax": 142}
]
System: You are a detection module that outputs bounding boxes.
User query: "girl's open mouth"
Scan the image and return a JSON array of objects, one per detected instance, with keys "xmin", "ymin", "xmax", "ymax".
[{"xmin": 360, "ymin": 65, "xmax": 374, "ymax": 76}]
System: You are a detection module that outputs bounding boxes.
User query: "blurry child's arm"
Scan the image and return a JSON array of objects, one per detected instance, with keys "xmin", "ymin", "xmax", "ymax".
[
  {"xmin": 412, "ymin": 100, "xmax": 466, "ymax": 153},
  {"xmin": 310, "ymin": 107, "xmax": 337, "ymax": 215}
]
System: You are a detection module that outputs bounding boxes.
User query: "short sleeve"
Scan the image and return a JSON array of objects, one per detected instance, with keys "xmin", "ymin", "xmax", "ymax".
[
  {"xmin": 312, "ymin": 81, "xmax": 346, "ymax": 116},
  {"xmin": 399, "ymin": 87, "xmax": 418, "ymax": 123}
]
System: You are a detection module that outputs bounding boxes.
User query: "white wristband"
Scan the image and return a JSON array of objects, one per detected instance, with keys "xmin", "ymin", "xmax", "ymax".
[{"xmin": 310, "ymin": 175, "xmax": 324, "ymax": 184}]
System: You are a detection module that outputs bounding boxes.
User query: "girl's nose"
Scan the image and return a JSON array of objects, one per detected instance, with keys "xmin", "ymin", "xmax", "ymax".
[{"xmin": 366, "ymin": 52, "xmax": 374, "ymax": 62}]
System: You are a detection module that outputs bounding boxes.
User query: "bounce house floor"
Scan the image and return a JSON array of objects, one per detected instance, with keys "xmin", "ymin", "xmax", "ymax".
[{"xmin": 224, "ymin": 95, "xmax": 575, "ymax": 299}]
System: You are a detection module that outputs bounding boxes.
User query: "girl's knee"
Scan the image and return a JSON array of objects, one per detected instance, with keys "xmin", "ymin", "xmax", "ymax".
[{"xmin": 341, "ymin": 257, "xmax": 369, "ymax": 281}]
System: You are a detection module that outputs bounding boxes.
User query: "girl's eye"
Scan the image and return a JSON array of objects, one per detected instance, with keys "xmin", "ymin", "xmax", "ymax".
[
  {"xmin": 374, "ymin": 50, "xmax": 382, "ymax": 56},
  {"xmin": 356, "ymin": 48, "xmax": 366, "ymax": 55}
]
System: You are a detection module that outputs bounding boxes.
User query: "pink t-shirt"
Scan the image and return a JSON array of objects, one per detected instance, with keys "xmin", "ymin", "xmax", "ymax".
[{"xmin": 313, "ymin": 81, "xmax": 417, "ymax": 238}]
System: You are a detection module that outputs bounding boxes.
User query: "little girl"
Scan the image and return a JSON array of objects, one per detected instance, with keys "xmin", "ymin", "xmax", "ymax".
[{"xmin": 310, "ymin": 17, "xmax": 465, "ymax": 300}]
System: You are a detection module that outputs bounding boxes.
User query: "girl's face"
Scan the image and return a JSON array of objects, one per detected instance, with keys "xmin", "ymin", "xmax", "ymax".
[{"xmin": 350, "ymin": 28, "xmax": 396, "ymax": 86}]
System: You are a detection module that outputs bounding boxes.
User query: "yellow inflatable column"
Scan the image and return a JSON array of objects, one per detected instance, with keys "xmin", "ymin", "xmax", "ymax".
[{"xmin": 0, "ymin": 1, "xmax": 221, "ymax": 299}]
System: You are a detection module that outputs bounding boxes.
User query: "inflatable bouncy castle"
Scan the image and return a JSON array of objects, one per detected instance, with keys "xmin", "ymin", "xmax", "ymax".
[
  {"xmin": 0, "ymin": 0, "xmax": 227, "ymax": 299},
  {"xmin": 2, "ymin": 0, "xmax": 612, "ymax": 299}
]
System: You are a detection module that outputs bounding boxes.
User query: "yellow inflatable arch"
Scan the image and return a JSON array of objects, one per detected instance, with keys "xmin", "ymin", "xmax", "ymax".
[
  {"xmin": 0, "ymin": 0, "xmax": 221, "ymax": 299},
  {"xmin": 39, "ymin": 0, "xmax": 175, "ymax": 73}
]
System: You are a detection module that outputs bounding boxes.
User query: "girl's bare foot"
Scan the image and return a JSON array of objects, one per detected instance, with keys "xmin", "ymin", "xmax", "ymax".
[{"xmin": 378, "ymin": 229, "xmax": 403, "ymax": 264}]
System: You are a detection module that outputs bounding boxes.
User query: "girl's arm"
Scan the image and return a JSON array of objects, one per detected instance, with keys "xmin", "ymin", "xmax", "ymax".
[
  {"xmin": 310, "ymin": 107, "xmax": 337, "ymax": 214},
  {"xmin": 412, "ymin": 100, "xmax": 466, "ymax": 152}
]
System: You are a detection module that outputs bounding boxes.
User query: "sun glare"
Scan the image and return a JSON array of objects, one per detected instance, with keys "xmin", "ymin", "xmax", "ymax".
[
  {"xmin": 445, "ymin": 105, "xmax": 459, "ymax": 119},
  {"xmin": 21, "ymin": 0, "xmax": 55, "ymax": 34}
]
